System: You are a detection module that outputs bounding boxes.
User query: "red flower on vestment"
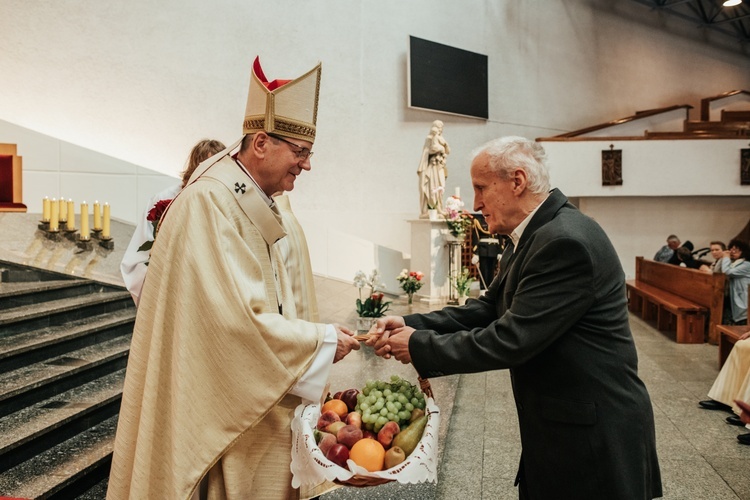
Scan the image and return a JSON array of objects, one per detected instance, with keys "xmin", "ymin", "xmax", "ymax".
[{"xmin": 147, "ymin": 199, "xmax": 172, "ymax": 223}]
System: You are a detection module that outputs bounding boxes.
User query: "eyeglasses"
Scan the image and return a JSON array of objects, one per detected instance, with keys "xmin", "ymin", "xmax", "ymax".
[{"xmin": 268, "ymin": 133, "xmax": 314, "ymax": 160}]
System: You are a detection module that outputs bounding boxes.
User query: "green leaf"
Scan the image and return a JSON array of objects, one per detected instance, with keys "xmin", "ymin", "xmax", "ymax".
[{"xmin": 137, "ymin": 240, "xmax": 154, "ymax": 253}]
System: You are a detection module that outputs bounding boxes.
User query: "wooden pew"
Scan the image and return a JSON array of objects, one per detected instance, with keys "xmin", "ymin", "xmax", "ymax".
[{"xmin": 626, "ymin": 257, "xmax": 725, "ymax": 344}]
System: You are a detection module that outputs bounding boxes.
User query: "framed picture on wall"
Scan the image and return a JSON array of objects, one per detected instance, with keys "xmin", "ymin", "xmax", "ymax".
[{"xmin": 602, "ymin": 145, "xmax": 622, "ymax": 186}]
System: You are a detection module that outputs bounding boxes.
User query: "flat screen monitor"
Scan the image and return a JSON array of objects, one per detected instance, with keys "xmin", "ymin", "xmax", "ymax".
[{"xmin": 408, "ymin": 36, "xmax": 488, "ymax": 120}]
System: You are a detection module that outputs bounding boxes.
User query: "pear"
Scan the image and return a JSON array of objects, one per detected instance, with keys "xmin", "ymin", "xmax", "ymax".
[{"xmin": 391, "ymin": 415, "xmax": 427, "ymax": 457}]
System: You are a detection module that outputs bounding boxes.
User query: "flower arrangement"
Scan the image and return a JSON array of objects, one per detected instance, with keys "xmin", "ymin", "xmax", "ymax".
[
  {"xmin": 444, "ymin": 195, "xmax": 473, "ymax": 239},
  {"xmin": 137, "ymin": 198, "xmax": 173, "ymax": 259},
  {"xmin": 427, "ymin": 186, "xmax": 445, "ymax": 210},
  {"xmin": 396, "ymin": 269, "xmax": 425, "ymax": 304},
  {"xmin": 452, "ymin": 267, "xmax": 475, "ymax": 299},
  {"xmin": 353, "ymin": 269, "xmax": 392, "ymax": 317}
]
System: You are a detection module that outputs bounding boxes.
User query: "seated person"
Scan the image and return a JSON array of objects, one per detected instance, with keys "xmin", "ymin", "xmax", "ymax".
[
  {"xmin": 699, "ymin": 330, "xmax": 750, "ymax": 445},
  {"xmin": 700, "ymin": 241, "xmax": 727, "ymax": 273},
  {"xmin": 654, "ymin": 234, "xmax": 681, "ymax": 263},
  {"xmin": 721, "ymin": 239, "xmax": 750, "ymax": 326},
  {"xmin": 676, "ymin": 246, "xmax": 701, "ymax": 269}
]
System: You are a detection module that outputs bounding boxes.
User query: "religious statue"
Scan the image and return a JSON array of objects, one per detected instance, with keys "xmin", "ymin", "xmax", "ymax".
[{"xmin": 417, "ymin": 120, "xmax": 450, "ymax": 217}]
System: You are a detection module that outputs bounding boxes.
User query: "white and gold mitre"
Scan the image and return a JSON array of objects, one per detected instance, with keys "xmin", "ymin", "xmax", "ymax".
[{"xmin": 243, "ymin": 56, "xmax": 321, "ymax": 144}]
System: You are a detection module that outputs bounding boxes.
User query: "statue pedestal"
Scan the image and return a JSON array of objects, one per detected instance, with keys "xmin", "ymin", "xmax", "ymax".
[{"xmin": 408, "ymin": 219, "xmax": 452, "ymax": 304}]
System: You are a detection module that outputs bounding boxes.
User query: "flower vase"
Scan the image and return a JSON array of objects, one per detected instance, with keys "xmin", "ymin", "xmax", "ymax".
[
  {"xmin": 356, "ymin": 317, "xmax": 377, "ymax": 333},
  {"xmin": 428, "ymin": 209, "xmax": 439, "ymax": 221},
  {"xmin": 458, "ymin": 295, "xmax": 468, "ymax": 306},
  {"xmin": 407, "ymin": 293, "xmax": 414, "ymax": 305}
]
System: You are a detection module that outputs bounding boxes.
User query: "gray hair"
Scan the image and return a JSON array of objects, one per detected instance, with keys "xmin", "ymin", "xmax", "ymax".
[{"xmin": 472, "ymin": 136, "xmax": 550, "ymax": 195}]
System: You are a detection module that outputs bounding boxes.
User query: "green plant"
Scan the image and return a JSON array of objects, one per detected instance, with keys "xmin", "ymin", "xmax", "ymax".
[
  {"xmin": 452, "ymin": 267, "xmax": 475, "ymax": 297},
  {"xmin": 353, "ymin": 269, "xmax": 392, "ymax": 317}
]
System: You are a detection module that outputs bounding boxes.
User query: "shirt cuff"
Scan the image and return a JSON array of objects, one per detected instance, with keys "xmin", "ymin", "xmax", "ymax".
[{"xmin": 290, "ymin": 324, "xmax": 337, "ymax": 403}]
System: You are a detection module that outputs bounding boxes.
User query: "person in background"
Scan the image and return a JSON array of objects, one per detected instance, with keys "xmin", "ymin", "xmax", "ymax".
[
  {"xmin": 676, "ymin": 246, "xmax": 701, "ymax": 269},
  {"xmin": 700, "ymin": 241, "xmax": 727, "ymax": 273},
  {"xmin": 120, "ymin": 139, "xmax": 226, "ymax": 306},
  {"xmin": 368, "ymin": 136, "xmax": 661, "ymax": 499},
  {"xmin": 721, "ymin": 239, "xmax": 750, "ymax": 326},
  {"xmin": 654, "ymin": 234, "xmax": 681, "ymax": 263},
  {"xmin": 698, "ymin": 330, "xmax": 750, "ymax": 445},
  {"xmin": 107, "ymin": 57, "xmax": 360, "ymax": 500}
]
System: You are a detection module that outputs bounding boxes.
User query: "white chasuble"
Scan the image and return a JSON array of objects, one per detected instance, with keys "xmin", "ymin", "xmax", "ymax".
[{"xmin": 107, "ymin": 155, "xmax": 325, "ymax": 500}]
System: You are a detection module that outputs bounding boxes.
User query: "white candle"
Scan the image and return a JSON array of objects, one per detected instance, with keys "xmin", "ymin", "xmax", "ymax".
[
  {"xmin": 93, "ymin": 201, "xmax": 101, "ymax": 230},
  {"xmin": 102, "ymin": 203, "xmax": 111, "ymax": 239},
  {"xmin": 50, "ymin": 198, "xmax": 59, "ymax": 231},
  {"xmin": 42, "ymin": 197, "xmax": 50, "ymax": 221},
  {"xmin": 59, "ymin": 197, "xmax": 67, "ymax": 222},
  {"xmin": 66, "ymin": 199, "xmax": 75, "ymax": 230},
  {"xmin": 455, "ymin": 187, "xmax": 460, "ymax": 198},
  {"xmin": 80, "ymin": 201, "xmax": 89, "ymax": 240}
]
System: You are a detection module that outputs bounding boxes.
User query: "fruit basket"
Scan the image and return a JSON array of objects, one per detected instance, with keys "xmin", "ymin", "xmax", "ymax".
[{"xmin": 290, "ymin": 377, "xmax": 440, "ymax": 488}]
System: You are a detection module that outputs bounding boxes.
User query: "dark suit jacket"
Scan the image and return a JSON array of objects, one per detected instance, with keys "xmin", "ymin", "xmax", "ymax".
[{"xmin": 406, "ymin": 189, "xmax": 662, "ymax": 499}]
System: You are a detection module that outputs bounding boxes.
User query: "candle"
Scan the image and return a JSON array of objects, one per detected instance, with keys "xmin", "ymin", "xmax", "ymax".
[
  {"xmin": 66, "ymin": 199, "xmax": 75, "ymax": 230},
  {"xmin": 80, "ymin": 201, "xmax": 90, "ymax": 240},
  {"xmin": 102, "ymin": 202, "xmax": 111, "ymax": 239},
  {"xmin": 93, "ymin": 201, "xmax": 101, "ymax": 230},
  {"xmin": 59, "ymin": 197, "xmax": 67, "ymax": 222},
  {"xmin": 42, "ymin": 197, "xmax": 50, "ymax": 221},
  {"xmin": 50, "ymin": 198, "xmax": 59, "ymax": 231},
  {"xmin": 455, "ymin": 187, "xmax": 460, "ymax": 198}
]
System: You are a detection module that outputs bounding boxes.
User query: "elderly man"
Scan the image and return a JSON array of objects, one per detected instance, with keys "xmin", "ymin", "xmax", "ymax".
[
  {"xmin": 654, "ymin": 234, "xmax": 681, "ymax": 263},
  {"xmin": 369, "ymin": 136, "xmax": 662, "ymax": 499},
  {"xmin": 107, "ymin": 57, "xmax": 360, "ymax": 500}
]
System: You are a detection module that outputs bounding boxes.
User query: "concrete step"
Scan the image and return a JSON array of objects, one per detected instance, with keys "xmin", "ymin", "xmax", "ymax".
[
  {"xmin": 0, "ymin": 291, "xmax": 134, "ymax": 336},
  {"xmin": 0, "ymin": 414, "xmax": 117, "ymax": 499},
  {"xmin": 0, "ymin": 335, "xmax": 130, "ymax": 418},
  {"xmin": 0, "ymin": 369, "xmax": 124, "ymax": 473},
  {"xmin": 0, "ymin": 261, "xmax": 78, "ymax": 284},
  {"xmin": 0, "ymin": 308, "xmax": 135, "ymax": 374},
  {"xmin": 0, "ymin": 280, "xmax": 114, "ymax": 311}
]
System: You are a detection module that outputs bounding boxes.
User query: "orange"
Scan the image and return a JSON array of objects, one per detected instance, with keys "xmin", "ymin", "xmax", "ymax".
[
  {"xmin": 321, "ymin": 399, "xmax": 348, "ymax": 419},
  {"xmin": 349, "ymin": 438, "xmax": 385, "ymax": 472}
]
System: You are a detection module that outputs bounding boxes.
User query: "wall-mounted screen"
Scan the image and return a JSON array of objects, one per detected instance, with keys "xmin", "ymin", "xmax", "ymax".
[{"xmin": 408, "ymin": 36, "xmax": 488, "ymax": 120}]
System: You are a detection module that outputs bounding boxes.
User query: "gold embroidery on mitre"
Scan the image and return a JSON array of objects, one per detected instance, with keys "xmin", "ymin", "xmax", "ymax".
[{"xmin": 243, "ymin": 60, "xmax": 321, "ymax": 144}]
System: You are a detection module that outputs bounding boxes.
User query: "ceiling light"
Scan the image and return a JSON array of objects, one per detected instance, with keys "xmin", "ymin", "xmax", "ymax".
[{"xmin": 723, "ymin": 0, "xmax": 742, "ymax": 7}]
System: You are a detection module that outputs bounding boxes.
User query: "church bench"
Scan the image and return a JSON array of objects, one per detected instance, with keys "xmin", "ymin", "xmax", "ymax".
[{"xmin": 626, "ymin": 257, "xmax": 725, "ymax": 344}]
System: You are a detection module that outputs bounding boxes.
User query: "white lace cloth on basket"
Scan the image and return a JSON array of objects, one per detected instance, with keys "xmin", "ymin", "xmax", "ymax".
[{"xmin": 291, "ymin": 397, "xmax": 440, "ymax": 488}]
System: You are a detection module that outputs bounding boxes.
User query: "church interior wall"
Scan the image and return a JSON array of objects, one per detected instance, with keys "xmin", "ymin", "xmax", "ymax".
[{"xmin": 1, "ymin": 0, "xmax": 749, "ymax": 282}]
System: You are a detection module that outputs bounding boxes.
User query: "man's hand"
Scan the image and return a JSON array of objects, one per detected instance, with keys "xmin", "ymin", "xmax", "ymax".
[
  {"xmin": 382, "ymin": 327, "xmax": 415, "ymax": 364},
  {"xmin": 334, "ymin": 324, "xmax": 360, "ymax": 363}
]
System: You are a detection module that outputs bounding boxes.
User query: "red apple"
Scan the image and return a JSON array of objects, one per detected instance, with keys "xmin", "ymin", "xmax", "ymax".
[
  {"xmin": 333, "ymin": 391, "xmax": 343, "ymax": 400},
  {"xmin": 362, "ymin": 430, "xmax": 376, "ymax": 440},
  {"xmin": 326, "ymin": 443, "xmax": 350, "ymax": 468},
  {"xmin": 340, "ymin": 388, "xmax": 360, "ymax": 412}
]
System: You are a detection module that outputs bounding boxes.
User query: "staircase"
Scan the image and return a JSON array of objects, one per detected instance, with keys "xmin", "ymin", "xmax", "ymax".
[{"xmin": 0, "ymin": 261, "xmax": 135, "ymax": 499}]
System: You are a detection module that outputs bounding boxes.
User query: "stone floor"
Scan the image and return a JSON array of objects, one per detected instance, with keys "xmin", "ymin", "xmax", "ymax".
[{"xmin": 2, "ymin": 213, "xmax": 750, "ymax": 499}]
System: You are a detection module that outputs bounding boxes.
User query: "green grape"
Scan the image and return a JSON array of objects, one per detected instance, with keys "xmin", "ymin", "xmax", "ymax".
[
  {"xmin": 411, "ymin": 397, "xmax": 419, "ymax": 406},
  {"xmin": 386, "ymin": 394, "xmax": 395, "ymax": 403},
  {"xmin": 397, "ymin": 394, "xmax": 408, "ymax": 404},
  {"xmin": 394, "ymin": 402, "xmax": 402, "ymax": 411},
  {"xmin": 405, "ymin": 402, "xmax": 414, "ymax": 412},
  {"xmin": 380, "ymin": 407, "xmax": 388, "ymax": 416},
  {"xmin": 398, "ymin": 410, "xmax": 410, "ymax": 421},
  {"xmin": 376, "ymin": 416, "xmax": 388, "ymax": 426},
  {"xmin": 387, "ymin": 412, "xmax": 396, "ymax": 420},
  {"xmin": 383, "ymin": 388, "xmax": 392, "ymax": 397},
  {"xmin": 366, "ymin": 380, "xmax": 376, "ymax": 389},
  {"xmin": 367, "ymin": 395, "xmax": 376, "ymax": 405},
  {"xmin": 362, "ymin": 388, "xmax": 370, "ymax": 397},
  {"xmin": 360, "ymin": 402, "xmax": 370, "ymax": 411}
]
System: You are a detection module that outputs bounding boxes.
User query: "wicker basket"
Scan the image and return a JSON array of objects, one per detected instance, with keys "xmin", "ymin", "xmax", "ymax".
[{"xmin": 333, "ymin": 375, "xmax": 433, "ymax": 487}]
